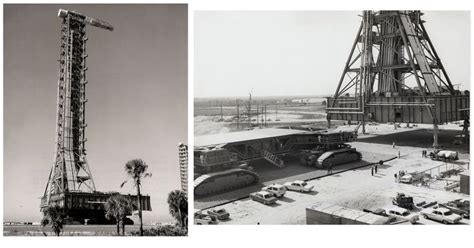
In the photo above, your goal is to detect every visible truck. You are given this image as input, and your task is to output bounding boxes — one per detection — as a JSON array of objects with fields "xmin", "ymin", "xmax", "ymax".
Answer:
[
  {"xmin": 392, "ymin": 193, "xmax": 415, "ymax": 210},
  {"xmin": 262, "ymin": 184, "xmax": 287, "ymax": 198},
  {"xmin": 428, "ymin": 150, "xmax": 459, "ymax": 161},
  {"xmin": 399, "ymin": 171, "xmax": 428, "ymax": 184}
]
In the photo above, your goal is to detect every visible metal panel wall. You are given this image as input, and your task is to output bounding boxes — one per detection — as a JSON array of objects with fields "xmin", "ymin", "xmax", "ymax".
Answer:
[{"xmin": 327, "ymin": 95, "xmax": 469, "ymax": 124}]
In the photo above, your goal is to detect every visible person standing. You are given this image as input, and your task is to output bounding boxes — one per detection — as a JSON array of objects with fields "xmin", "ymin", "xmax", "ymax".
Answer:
[
  {"xmin": 375, "ymin": 165, "xmax": 378, "ymax": 174},
  {"xmin": 328, "ymin": 164, "xmax": 334, "ymax": 174},
  {"xmin": 371, "ymin": 167, "xmax": 374, "ymax": 176}
]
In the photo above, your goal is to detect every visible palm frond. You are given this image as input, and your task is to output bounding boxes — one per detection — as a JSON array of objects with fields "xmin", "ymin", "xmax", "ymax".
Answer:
[
  {"xmin": 120, "ymin": 180, "xmax": 128, "ymax": 188},
  {"xmin": 143, "ymin": 173, "xmax": 152, "ymax": 178}
]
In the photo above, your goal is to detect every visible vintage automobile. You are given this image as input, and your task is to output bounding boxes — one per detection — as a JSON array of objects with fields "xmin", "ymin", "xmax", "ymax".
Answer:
[
  {"xmin": 283, "ymin": 180, "xmax": 314, "ymax": 192},
  {"xmin": 439, "ymin": 199, "xmax": 470, "ymax": 219},
  {"xmin": 262, "ymin": 184, "xmax": 287, "ymax": 198},
  {"xmin": 249, "ymin": 191, "xmax": 278, "ymax": 205},
  {"xmin": 387, "ymin": 206, "xmax": 420, "ymax": 224},
  {"xmin": 421, "ymin": 207, "xmax": 463, "ymax": 224},
  {"xmin": 207, "ymin": 208, "xmax": 230, "ymax": 220},
  {"xmin": 194, "ymin": 211, "xmax": 219, "ymax": 225}
]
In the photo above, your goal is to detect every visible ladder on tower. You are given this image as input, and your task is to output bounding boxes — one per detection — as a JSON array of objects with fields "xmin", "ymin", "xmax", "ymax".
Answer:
[
  {"xmin": 263, "ymin": 150, "xmax": 284, "ymax": 168},
  {"xmin": 399, "ymin": 13, "xmax": 440, "ymax": 94}
]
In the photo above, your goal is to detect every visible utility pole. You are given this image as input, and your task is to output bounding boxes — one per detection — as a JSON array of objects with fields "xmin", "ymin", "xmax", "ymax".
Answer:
[
  {"xmin": 236, "ymin": 99, "xmax": 240, "ymax": 129},
  {"xmin": 256, "ymin": 104, "xmax": 259, "ymax": 127},
  {"xmin": 220, "ymin": 102, "xmax": 223, "ymax": 121},
  {"xmin": 264, "ymin": 104, "xmax": 267, "ymax": 127},
  {"xmin": 248, "ymin": 92, "xmax": 252, "ymax": 129},
  {"xmin": 276, "ymin": 103, "xmax": 278, "ymax": 120}
]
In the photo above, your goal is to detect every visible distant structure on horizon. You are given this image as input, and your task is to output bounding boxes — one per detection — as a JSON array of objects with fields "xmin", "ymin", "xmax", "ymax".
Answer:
[{"xmin": 178, "ymin": 143, "xmax": 188, "ymax": 193}]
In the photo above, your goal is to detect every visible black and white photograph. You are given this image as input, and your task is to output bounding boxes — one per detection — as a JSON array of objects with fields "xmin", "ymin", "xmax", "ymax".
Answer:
[
  {"xmin": 1, "ymin": 1, "xmax": 474, "ymax": 248},
  {"xmin": 3, "ymin": 4, "xmax": 188, "ymax": 236},
  {"xmin": 193, "ymin": 10, "xmax": 470, "ymax": 225}
]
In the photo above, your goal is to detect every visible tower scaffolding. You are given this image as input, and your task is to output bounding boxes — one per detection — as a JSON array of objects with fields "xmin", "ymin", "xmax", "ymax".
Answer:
[{"xmin": 326, "ymin": 11, "xmax": 469, "ymax": 147}]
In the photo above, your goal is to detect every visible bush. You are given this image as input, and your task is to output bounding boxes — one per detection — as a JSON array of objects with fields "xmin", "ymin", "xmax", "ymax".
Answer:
[{"xmin": 130, "ymin": 224, "xmax": 187, "ymax": 236}]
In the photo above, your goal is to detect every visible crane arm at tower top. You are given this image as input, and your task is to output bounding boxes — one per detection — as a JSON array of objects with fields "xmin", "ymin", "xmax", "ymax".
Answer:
[{"xmin": 58, "ymin": 9, "xmax": 114, "ymax": 32}]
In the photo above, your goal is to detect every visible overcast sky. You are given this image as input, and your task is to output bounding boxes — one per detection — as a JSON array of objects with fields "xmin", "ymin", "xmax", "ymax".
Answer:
[
  {"xmin": 4, "ymin": 4, "xmax": 187, "ymax": 223},
  {"xmin": 194, "ymin": 11, "xmax": 470, "ymax": 98}
]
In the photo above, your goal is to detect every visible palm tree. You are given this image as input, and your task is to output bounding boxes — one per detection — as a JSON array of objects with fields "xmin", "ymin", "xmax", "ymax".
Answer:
[
  {"xmin": 105, "ymin": 195, "xmax": 120, "ymax": 235},
  {"xmin": 167, "ymin": 190, "xmax": 188, "ymax": 229},
  {"xmin": 121, "ymin": 159, "xmax": 151, "ymax": 236},
  {"xmin": 105, "ymin": 194, "xmax": 133, "ymax": 236},
  {"xmin": 41, "ymin": 205, "xmax": 66, "ymax": 236}
]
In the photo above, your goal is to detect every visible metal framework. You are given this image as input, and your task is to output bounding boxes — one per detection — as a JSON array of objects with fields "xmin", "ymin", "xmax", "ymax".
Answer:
[
  {"xmin": 194, "ymin": 128, "xmax": 357, "ymax": 173},
  {"xmin": 43, "ymin": 9, "xmax": 113, "ymax": 206},
  {"xmin": 327, "ymin": 11, "xmax": 469, "ymax": 146},
  {"xmin": 178, "ymin": 143, "xmax": 188, "ymax": 193}
]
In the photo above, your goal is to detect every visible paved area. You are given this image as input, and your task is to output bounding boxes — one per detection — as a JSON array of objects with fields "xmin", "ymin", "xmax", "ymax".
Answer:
[
  {"xmin": 195, "ymin": 123, "xmax": 469, "ymax": 224},
  {"xmin": 195, "ymin": 144, "xmax": 392, "ymax": 210},
  {"xmin": 215, "ymin": 143, "xmax": 469, "ymax": 224}
]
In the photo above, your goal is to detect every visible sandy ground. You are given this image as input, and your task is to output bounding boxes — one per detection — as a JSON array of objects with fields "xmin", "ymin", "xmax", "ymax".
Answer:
[{"xmin": 194, "ymin": 110, "xmax": 328, "ymax": 136}]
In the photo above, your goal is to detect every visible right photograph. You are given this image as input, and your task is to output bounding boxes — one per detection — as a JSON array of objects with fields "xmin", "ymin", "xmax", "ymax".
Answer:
[{"xmin": 193, "ymin": 11, "xmax": 470, "ymax": 225}]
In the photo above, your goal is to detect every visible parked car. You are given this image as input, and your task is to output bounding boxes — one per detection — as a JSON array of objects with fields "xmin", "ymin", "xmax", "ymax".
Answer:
[
  {"xmin": 207, "ymin": 208, "xmax": 230, "ymax": 220},
  {"xmin": 194, "ymin": 211, "xmax": 218, "ymax": 225},
  {"xmin": 283, "ymin": 180, "xmax": 314, "ymax": 192},
  {"xmin": 371, "ymin": 208, "xmax": 389, "ymax": 217},
  {"xmin": 387, "ymin": 206, "xmax": 420, "ymax": 224},
  {"xmin": 421, "ymin": 207, "xmax": 462, "ymax": 224},
  {"xmin": 446, "ymin": 199, "xmax": 470, "ymax": 210},
  {"xmin": 249, "ymin": 191, "xmax": 278, "ymax": 205},
  {"xmin": 262, "ymin": 184, "xmax": 287, "ymax": 197},
  {"xmin": 439, "ymin": 200, "xmax": 470, "ymax": 219}
]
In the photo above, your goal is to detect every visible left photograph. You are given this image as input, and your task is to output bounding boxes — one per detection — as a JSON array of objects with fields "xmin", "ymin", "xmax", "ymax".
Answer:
[{"xmin": 3, "ymin": 4, "xmax": 188, "ymax": 236}]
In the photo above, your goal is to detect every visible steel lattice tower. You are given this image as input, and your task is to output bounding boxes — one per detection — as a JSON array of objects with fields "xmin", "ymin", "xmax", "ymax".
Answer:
[
  {"xmin": 43, "ymin": 9, "xmax": 113, "ymax": 206},
  {"xmin": 327, "ymin": 11, "xmax": 469, "ymax": 146}
]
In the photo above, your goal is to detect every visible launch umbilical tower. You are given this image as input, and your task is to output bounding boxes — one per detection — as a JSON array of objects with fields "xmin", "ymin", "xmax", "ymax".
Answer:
[{"xmin": 42, "ymin": 9, "xmax": 113, "ymax": 207}]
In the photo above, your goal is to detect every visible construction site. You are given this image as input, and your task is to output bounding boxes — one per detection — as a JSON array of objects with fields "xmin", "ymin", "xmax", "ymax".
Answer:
[
  {"xmin": 40, "ymin": 9, "xmax": 151, "ymax": 225},
  {"xmin": 194, "ymin": 10, "xmax": 470, "ymax": 225}
]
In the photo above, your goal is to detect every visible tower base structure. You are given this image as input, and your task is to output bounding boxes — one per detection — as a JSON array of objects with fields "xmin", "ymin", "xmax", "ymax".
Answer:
[{"xmin": 40, "ymin": 191, "xmax": 151, "ymax": 224}]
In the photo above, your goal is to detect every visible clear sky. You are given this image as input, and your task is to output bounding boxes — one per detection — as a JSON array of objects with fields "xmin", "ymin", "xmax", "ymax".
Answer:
[
  {"xmin": 4, "ymin": 4, "xmax": 188, "ymax": 223},
  {"xmin": 194, "ymin": 11, "xmax": 470, "ymax": 98}
]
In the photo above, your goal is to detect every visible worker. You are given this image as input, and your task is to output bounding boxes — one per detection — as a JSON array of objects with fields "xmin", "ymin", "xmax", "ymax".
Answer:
[
  {"xmin": 392, "ymin": 141, "xmax": 396, "ymax": 148},
  {"xmin": 327, "ymin": 164, "xmax": 333, "ymax": 174},
  {"xmin": 371, "ymin": 167, "xmax": 374, "ymax": 176},
  {"xmin": 374, "ymin": 165, "xmax": 378, "ymax": 174},
  {"xmin": 398, "ymin": 151, "xmax": 401, "ymax": 158}
]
